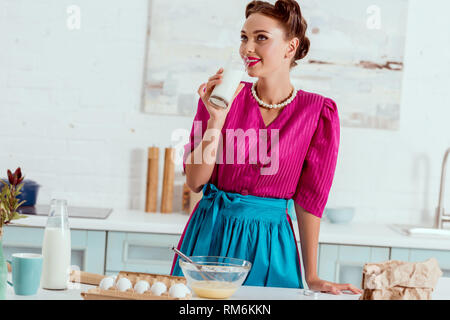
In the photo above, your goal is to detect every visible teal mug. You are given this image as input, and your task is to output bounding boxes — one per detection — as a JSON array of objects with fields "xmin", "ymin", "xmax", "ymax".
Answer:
[{"xmin": 7, "ymin": 253, "xmax": 43, "ymax": 296}]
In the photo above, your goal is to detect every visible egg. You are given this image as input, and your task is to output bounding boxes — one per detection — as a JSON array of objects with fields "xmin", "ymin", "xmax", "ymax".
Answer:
[
  {"xmin": 151, "ymin": 281, "xmax": 167, "ymax": 296},
  {"xmin": 116, "ymin": 277, "xmax": 132, "ymax": 292},
  {"xmin": 134, "ymin": 280, "xmax": 150, "ymax": 294},
  {"xmin": 169, "ymin": 283, "xmax": 191, "ymax": 298},
  {"xmin": 99, "ymin": 277, "xmax": 115, "ymax": 290}
]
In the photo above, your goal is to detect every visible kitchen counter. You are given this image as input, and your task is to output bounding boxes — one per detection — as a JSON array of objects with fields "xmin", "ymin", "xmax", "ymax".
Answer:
[
  {"xmin": 5, "ymin": 274, "xmax": 450, "ymax": 300},
  {"xmin": 9, "ymin": 209, "xmax": 450, "ymax": 251}
]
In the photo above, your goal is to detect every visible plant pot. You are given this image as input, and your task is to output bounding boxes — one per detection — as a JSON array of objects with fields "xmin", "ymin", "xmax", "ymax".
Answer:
[{"xmin": 0, "ymin": 235, "xmax": 7, "ymax": 300}]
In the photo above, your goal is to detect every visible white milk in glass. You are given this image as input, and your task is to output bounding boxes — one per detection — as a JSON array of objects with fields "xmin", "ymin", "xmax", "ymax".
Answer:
[
  {"xmin": 41, "ymin": 199, "xmax": 71, "ymax": 290},
  {"xmin": 41, "ymin": 227, "xmax": 71, "ymax": 289},
  {"xmin": 209, "ymin": 51, "xmax": 245, "ymax": 109}
]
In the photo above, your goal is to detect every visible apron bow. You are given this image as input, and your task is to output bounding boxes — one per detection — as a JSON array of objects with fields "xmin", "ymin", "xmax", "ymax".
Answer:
[{"xmin": 194, "ymin": 183, "xmax": 241, "ymax": 255}]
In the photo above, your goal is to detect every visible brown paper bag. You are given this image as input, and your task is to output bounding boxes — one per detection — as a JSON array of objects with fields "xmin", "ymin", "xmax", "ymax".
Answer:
[
  {"xmin": 361, "ymin": 287, "xmax": 433, "ymax": 300},
  {"xmin": 360, "ymin": 258, "xmax": 442, "ymax": 300}
]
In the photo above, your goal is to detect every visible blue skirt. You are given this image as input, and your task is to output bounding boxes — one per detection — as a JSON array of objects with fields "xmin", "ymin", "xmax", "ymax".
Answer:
[{"xmin": 170, "ymin": 182, "xmax": 303, "ymax": 289}]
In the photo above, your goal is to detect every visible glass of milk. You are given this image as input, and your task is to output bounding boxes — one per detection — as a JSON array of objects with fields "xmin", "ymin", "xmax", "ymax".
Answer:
[
  {"xmin": 41, "ymin": 199, "xmax": 71, "ymax": 290},
  {"xmin": 209, "ymin": 50, "xmax": 245, "ymax": 109}
]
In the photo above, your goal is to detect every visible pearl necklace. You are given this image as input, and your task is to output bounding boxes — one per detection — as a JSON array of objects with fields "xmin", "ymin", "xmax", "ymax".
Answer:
[{"xmin": 251, "ymin": 81, "xmax": 297, "ymax": 109}]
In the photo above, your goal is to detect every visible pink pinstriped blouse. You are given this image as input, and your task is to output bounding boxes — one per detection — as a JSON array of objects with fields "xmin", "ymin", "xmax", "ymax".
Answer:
[{"xmin": 183, "ymin": 80, "xmax": 340, "ymax": 218}]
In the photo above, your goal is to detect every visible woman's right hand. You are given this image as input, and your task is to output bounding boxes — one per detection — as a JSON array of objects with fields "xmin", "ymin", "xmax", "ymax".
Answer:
[{"xmin": 197, "ymin": 67, "xmax": 245, "ymax": 127}]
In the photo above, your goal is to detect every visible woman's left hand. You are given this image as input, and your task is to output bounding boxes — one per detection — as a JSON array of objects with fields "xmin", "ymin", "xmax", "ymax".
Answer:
[{"xmin": 307, "ymin": 277, "xmax": 363, "ymax": 295}]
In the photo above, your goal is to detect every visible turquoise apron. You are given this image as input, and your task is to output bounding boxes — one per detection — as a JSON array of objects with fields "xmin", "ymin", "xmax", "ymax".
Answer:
[{"xmin": 170, "ymin": 182, "xmax": 303, "ymax": 289}]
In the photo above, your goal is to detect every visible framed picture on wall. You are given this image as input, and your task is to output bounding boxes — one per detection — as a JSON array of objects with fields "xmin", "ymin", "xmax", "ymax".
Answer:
[{"xmin": 141, "ymin": 0, "xmax": 409, "ymax": 131}]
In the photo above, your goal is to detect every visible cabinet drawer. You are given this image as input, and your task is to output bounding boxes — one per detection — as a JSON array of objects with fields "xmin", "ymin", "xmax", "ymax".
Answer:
[
  {"xmin": 2, "ymin": 226, "xmax": 106, "ymax": 274},
  {"xmin": 318, "ymin": 244, "xmax": 390, "ymax": 288},
  {"xmin": 106, "ymin": 231, "xmax": 181, "ymax": 275}
]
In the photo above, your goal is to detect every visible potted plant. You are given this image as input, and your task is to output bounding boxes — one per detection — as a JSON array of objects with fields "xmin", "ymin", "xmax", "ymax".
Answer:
[{"xmin": 0, "ymin": 167, "xmax": 28, "ymax": 299}]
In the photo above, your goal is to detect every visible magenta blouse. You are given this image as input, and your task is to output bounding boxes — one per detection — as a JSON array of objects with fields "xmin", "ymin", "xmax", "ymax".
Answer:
[{"xmin": 183, "ymin": 81, "xmax": 340, "ymax": 218}]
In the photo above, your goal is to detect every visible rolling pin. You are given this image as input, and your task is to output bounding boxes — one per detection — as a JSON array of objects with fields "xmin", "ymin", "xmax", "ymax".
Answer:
[
  {"xmin": 182, "ymin": 182, "xmax": 203, "ymax": 214},
  {"xmin": 145, "ymin": 146, "xmax": 159, "ymax": 213}
]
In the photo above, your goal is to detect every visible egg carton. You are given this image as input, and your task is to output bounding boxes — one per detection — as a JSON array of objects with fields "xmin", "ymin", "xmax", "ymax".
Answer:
[{"xmin": 81, "ymin": 271, "xmax": 192, "ymax": 300}]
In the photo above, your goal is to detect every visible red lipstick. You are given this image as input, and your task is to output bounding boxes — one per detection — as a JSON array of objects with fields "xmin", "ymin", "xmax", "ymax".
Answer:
[{"xmin": 244, "ymin": 56, "xmax": 261, "ymax": 67}]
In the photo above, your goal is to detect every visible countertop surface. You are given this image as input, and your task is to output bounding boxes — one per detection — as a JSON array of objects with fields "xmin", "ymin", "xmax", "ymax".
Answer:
[
  {"xmin": 8, "ymin": 208, "xmax": 450, "ymax": 250},
  {"xmin": 5, "ymin": 274, "xmax": 450, "ymax": 300}
]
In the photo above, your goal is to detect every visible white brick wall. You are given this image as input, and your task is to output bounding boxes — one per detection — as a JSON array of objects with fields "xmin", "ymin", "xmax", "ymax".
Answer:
[{"xmin": 1, "ymin": 0, "xmax": 449, "ymax": 225}]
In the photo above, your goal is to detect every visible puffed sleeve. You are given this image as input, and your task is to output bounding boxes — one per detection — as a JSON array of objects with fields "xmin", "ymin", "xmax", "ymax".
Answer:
[
  {"xmin": 182, "ymin": 97, "xmax": 210, "ymax": 173},
  {"xmin": 293, "ymin": 97, "xmax": 340, "ymax": 218}
]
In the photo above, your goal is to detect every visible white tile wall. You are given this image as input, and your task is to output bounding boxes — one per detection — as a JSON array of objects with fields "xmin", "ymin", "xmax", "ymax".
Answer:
[{"xmin": 0, "ymin": 0, "xmax": 449, "ymax": 225}]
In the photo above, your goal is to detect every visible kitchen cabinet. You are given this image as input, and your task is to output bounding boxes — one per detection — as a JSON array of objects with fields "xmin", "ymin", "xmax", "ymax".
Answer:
[
  {"xmin": 105, "ymin": 231, "xmax": 181, "ymax": 275},
  {"xmin": 2, "ymin": 226, "xmax": 106, "ymax": 274},
  {"xmin": 318, "ymin": 244, "xmax": 390, "ymax": 288},
  {"xmin": 390, "ymin": 247, "xmax": 450, "ymax": 277}
]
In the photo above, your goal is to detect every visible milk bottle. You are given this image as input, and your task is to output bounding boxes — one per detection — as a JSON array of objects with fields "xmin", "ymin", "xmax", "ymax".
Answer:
[
  {"xmin": 41, "ymin": 199, "xmax": 71, "ymax": 290},
  {"xmin": 209, "ymin": 50, "xmax": 245, "ymax": 109}
]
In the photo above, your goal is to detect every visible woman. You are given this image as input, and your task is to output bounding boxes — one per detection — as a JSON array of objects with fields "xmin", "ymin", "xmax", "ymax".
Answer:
[{"xmin": 171, "ymin": 0, "xmax": 362, "ymax": 295}]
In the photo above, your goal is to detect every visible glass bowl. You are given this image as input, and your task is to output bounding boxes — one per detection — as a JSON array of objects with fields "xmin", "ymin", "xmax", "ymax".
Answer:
[{"xmin": 179, "ymin": 256, "xmax": 252, "ymax": 299}]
